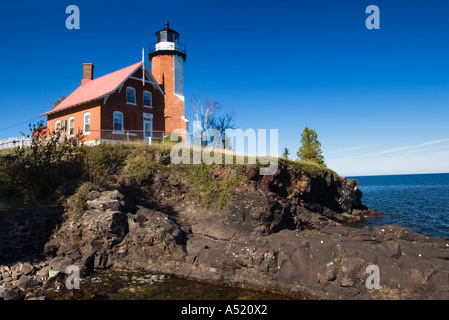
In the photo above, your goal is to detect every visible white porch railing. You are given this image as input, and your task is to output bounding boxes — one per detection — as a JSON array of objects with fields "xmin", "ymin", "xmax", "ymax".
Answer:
[{"xmin": 0, "ymin": 137, "xmax": 32, "ymax": 150}]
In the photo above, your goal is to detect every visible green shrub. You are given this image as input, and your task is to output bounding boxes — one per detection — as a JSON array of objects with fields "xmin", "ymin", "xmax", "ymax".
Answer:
[
  {"xmin": 0, "ymin": 129, "xmax": 84, "ymax": 207},
  {"xmin": 124, "ymin": 152, "xmax": 158, "ymax": 183},
  {"xmin": 218, "ymin": 177, "xmax": 239, "ymax": 209},
  {"xmin": 82, "ymin": 143, "xmax": 128, "ymax": 187},
  {"xmin": 184, "ymin": 164, "xmax": 215, "ymax": 207},
  {"xmin": 69, "ymin": 182, "xmax": 93, "ymax": 220},
  {"xmin": 182, "ymin": 164, "xmax": 241, "ymax": 209}
]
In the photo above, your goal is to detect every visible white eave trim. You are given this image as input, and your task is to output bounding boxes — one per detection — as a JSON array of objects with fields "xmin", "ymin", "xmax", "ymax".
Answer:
[
  {"xmin": 174, "ymin": 93, "xmax": 185, "ymax": 102},
  {"xmin": 143, "ymin": 67, "xmax": 164, "ymax": 95},
  {"xmin": 129, "ymin": 76, "xmax": 154, "ymax": 85},
  {"xmin": 40, "ymin": 97, "xmax": 102, "ymax": 117}
]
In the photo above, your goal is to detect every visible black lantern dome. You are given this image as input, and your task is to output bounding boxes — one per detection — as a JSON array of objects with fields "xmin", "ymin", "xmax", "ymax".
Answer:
[{"xmin": 149, "ymin": 22, "xmax": 186, "ymax": 61}]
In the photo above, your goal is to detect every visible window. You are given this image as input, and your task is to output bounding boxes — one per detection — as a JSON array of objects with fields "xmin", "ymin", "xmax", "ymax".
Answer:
[
  {"xmin": 126, "ymin": 87, "xmax": 136, "ymax": 105},
  {"xmin": 143, "ymin": 113, "xmax": 153, "ymax": 139},
  {"xmin": 68, "ymin": 117, "xmax": 75, "ymax": 136},
  {"xmin": 55, "ymin": 120, "xmax": 61, "ymax": 134},
  {"xmin": 62, "ymin": 120, "xmax": 67, "ymax": 133},
  {"xmin": 84, "ymin": 112, "xmax": 90, "ymax": 135},
  {"xmin": 143, "ymin": 91, "xmax": 152, "ymax": 108},
  {"xmin": 159, "ymin": 32, "xmax": 167, "ymax": 42},
  {"xmin": 113, "ymin": 111, "xmax": 124, "ymax": 133}
]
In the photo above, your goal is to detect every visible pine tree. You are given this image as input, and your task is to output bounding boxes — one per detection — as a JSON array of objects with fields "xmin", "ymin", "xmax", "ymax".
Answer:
[
  {"xmin": 53, "ymin": 96, "xmax": 66, "ymax": 107},
  {"xmin": 282, "ymin": 147, "xmax": 290, "ymax": 159},
  {"xmin": 297, "ymin": 127, "xmax": 325, "ymax": 166}
]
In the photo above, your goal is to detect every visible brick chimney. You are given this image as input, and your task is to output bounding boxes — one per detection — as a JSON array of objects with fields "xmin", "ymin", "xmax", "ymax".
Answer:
[{"xmin": 82, "ymin": 63, "xmax": 94, "ymax": 85}]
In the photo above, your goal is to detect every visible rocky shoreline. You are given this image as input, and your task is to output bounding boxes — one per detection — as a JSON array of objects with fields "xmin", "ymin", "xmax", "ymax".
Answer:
[{"xmin": 1, "ymin": 166, "xmax": 449, "ymax": 300}]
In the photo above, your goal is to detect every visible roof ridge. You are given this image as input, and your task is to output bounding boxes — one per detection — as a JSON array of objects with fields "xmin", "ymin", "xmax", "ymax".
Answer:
[
  {"xmin": 90, "ymin": 61, "xmax": 142, "ymax": 82},
  {"xmin": 40, "ymin": 61, "xmax": 144, "ymax": 117}
]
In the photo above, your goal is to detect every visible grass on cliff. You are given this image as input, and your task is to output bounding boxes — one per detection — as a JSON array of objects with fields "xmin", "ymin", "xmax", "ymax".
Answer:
[
  {"xmin": 121, "ymin": 144, "xmax": 245, "ymax": 208},
  {"xmin": 104, "ymin": 143, "xmax": 335, "ymax": 208},
  {"xmin": 0, "ymin": 141, "xmax": 335, "ymax": 209},
  {"xmin": 68, "ymin": 182, "xmax": 93, "ymax": 221},
  {"xmin": 179, "ymin": 163, "xmax": 240, "ymax": 208},
  {"xmin": 281, "ymin": 158, "xmax": 337, "ymax": 177}
]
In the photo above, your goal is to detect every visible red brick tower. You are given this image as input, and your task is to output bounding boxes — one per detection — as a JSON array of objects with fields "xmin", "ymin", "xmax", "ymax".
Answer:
[{"xmin": 149, "ymin": 22, "xmax": 187, "ymax": 135}]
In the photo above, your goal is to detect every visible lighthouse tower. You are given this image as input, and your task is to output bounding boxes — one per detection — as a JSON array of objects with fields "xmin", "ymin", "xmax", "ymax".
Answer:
[{"xmin": 149, "ymin": 22, "xmax": 187, "ymax": 135}]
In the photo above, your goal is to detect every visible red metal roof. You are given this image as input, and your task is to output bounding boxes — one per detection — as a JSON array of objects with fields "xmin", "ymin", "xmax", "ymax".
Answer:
[{"xmin": 41, "ymin": 62, "xmax": 143, "ymax": 116}]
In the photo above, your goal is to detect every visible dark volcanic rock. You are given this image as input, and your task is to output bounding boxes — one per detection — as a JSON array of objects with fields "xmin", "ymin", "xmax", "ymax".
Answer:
[
  {"xmin": 243, "ymin": 165, "xmax": 379, "ymax": 225},
  {"xmin": 176, "ymin": 225, "xmax": 449, "ymax": 299},
  {"xmin": 20, "ymin": 171, "xmax": 447, "ymax": 300},
  {"xmin": 0, "ymin": 287, "xmax": 25, "ymax": 300},
  {"xmin": 14, "ymin": 274, "xmax": 39, "ymax": 291}
]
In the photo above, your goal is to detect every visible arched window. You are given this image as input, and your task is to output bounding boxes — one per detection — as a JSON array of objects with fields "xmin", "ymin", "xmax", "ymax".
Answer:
[
  {"xmin": 126, "ymin": 87, "xmax": 136, "ymax": 105},
  {"xmin": 143, "ymin": 91, "xmax": 152, "ymax": 108},
  {"xmin": 113, "ymin": 111, "xmax": 124, "ymax": 133},
  {"xmin": 83, "ymin": 112, "xmax": 90, "ymax": 135}
]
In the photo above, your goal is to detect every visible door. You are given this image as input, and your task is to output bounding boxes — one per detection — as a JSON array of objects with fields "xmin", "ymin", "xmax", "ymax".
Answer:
[{"xmin": 143, "ymin": 113, "xmax": 153, "ymax": 140}]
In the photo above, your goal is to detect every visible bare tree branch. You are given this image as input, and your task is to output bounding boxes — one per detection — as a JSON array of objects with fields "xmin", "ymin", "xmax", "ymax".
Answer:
[
  {"xmin": 188, "ymin": 96, "xmax": 238, "ymax": 148},
  {"xmin": 211, "ymin": 109, "xmax": 239, "ymax": 146},
  {"xmin": 189, "ymin": 95, "xmax": 221, "ymax": 133}
]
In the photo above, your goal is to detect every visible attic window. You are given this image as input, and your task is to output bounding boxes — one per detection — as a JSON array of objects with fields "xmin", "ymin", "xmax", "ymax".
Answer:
[{"xmin": 126, "ymin": 87, "xmax": 136, "ymax": 105}]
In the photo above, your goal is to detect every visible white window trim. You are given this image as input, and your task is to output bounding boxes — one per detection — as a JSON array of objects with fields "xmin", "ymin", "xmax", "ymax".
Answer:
[
  {"xmin": 84, "ymin": 112, "xmax": 91, "ymax": 135},
  {"xmin": 143, "ymin": 90, "xmax": 152, "ymax": 108},
  {"xmin": 55, "ymin": 120, "xmax": 61, "ymax": 134},
  {"xmin": 143, "ymin": 113, "xmax": 153, "ymax": 139},
  {"xmin": 126, "ymin": 87, "xmax": 136, "ymax": 105},
  {"xmin": 113, "ymin": 111, "xmax": 124, "ymax": 134},
  {"xmin": 68, "ymin": 116, "xmax": 75, "ymax": 137}
]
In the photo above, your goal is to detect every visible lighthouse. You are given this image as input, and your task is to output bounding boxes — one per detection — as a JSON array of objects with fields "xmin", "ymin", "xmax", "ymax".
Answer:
[{"xmin": 149, "ymin": 22, "xmax": 187, "ymax": 135}]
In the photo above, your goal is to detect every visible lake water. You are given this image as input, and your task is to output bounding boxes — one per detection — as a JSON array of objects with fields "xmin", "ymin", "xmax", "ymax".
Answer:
[
  {"xmin": 38, "ymin": 269, "xmax": 296, "ymax": 300},
  {"xmin": 349, "ymin": 173, "xmax": 449, "ymax": 239}
]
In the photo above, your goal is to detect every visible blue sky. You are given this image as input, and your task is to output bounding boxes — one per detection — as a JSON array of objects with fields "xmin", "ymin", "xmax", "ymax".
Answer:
[{"xmin": 1, "ymin": 0, "xmax": 449, "ymax": 176}]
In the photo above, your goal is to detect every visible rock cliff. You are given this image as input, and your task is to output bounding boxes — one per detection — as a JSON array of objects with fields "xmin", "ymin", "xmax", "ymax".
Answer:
[{"xmin": 2, "ymin": 157, "xmax": 449, "ymax": 300}]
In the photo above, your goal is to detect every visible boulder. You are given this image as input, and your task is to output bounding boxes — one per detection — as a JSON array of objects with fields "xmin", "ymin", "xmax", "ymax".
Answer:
[
  {"xmin": 36, "ymin": 266, "xmax": 51, "ymax": 280},
  {"xmin": 246, "ymin": 166, "xmax": 259, "ymax": 181},
  {"xmin": 14, "ymin": 274, "xmax": 39, "ymax": 290},
  {"xmin": 86, "ymin": 197, "xmax": 120, "ymax": 212},
  {"xmin": 87, "ymin": 191, "xmax": 101, "ymax": 201},
  {"xmin": 127, "ymin": 207, "xmax": 184, "ymax": 248},
  {"xmin": 212, "ymin": 166, "xmax": 229, "ymax": 180},
  {"xmin": 0, "ymin": 287, "xmax": 25, "ymax": 300},
  {"xmin": 80, "ymin": 210, "xmax": 129, "ymax": 245},
  {"xmin": 18, "ymin": 262, "xmax": 35, "ymax": 275}
]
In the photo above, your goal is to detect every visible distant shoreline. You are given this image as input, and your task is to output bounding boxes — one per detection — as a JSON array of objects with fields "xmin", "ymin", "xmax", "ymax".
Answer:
[{"xmin": 348, "ymin": 172, "xmax": 449, "ymax": 178}]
